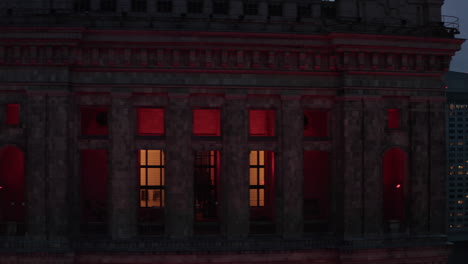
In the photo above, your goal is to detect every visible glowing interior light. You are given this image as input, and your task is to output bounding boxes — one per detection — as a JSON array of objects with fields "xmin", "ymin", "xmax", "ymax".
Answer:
[
  {"xmin": 0, "ymin": 186, "xmax": 3, "ymax": 189},
  {"xmin": 396, "ymin": 184, "xmax": 401, "ymax": 189}
]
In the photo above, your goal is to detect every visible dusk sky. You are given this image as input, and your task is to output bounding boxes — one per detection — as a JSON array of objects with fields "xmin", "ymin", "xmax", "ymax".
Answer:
[{"xmin": 443, "ymin": 0, "xmax": 468, "ymax": 73}]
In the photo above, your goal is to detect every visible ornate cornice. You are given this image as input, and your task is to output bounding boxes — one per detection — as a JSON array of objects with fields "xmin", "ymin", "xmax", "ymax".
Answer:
[{"xmin": 0, "ymin": 29, "xmax": 463, "ymax": 75}]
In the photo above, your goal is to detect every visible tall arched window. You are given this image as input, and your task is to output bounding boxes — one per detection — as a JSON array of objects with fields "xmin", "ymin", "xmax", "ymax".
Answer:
[
  {"xmin": 382, "ymin": 148, "xmax": 407, "ymax": 222},
  {"xmin": 0, "ymin": 146, "xmax": 25, "ymax": 223}
]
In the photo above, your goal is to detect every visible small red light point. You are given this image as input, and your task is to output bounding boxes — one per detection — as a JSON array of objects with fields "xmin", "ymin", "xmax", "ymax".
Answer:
[
  {"xmin": 396, "ymin": 184, "xmax": 401, "ymax": 189},
  {"xmin": 445, "ymin": 86, "xmax": 449, "ymax": 89}
]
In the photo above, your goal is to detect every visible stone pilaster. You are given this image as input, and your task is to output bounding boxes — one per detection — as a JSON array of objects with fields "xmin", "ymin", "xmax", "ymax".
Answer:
[
  {"xmin": 362, "ymin": 99, "xmax": 385, "ymax": 235},
  {"xmin": 165, "ymin": 93, "xmax": 193, "ymax": 238},
  {"xmin": 67, "ymin": 97, "xmax": 80, "ymax": 237},
  {"xmin": 46, "ymin": 94, "xmax": 69, "ymax": 239},
  {"xmin": 429, "ymin": 100, "xmax": 447, "ymax": 234},
  {"xmin": 409, "ymin": 100, "xmax": 430, "ymax": 234},
  {"xmin": 25, "ymin": 92, "xmax": 47, "ymax": 239},
  {"xmin": 221, "ymin": 95, "xmax": 249, "ymax": 238},
  {"xmin": 109, "ymin": 92, "xmax": 137, "ymax": 239},
  {"xmin": 342, "ymin": 98, "xmax": 364, "ymax": 238},
  {"xmin": 279, "ymin": 96, "xmax": 303, "ymax": 238}
]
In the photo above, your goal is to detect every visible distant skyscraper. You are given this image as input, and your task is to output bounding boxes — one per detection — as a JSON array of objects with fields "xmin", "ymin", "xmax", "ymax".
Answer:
[{"xmin": 446, "ymin": 71, "xmax": 468, "ymax": 241}]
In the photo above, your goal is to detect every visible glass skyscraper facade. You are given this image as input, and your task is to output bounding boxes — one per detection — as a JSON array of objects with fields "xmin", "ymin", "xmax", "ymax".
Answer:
[{"xmin": 446, "ymin": 71, "xmax": 468, "ymax": 240}]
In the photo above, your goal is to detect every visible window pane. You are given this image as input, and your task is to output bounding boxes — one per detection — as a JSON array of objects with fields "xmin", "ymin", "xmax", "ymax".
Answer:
[
  {"xmin": 140, "ymin": 189, "xmax": 147, "ymax": 207},
  {"xmin": 210, "ymin": 168, "xmax": 215, "ymax": 184},
  {"xmin": 140, "ymin": 168, "xmax": 147, "ymax": 185},
  {"xmin": 249, "ymin": 110, "xmax": 275, "ymax": 136},
  {"xmin": 81, "ymin": 107, "xmax": 109, "ymax": 136},
  {"xmin": 259, "ymin": 189, "xmax": 264, "ymax": 206},
  {"xmin": 250, "ymin": 151, "xmax": 258, "ymax": 165},
  {"xmin": 137, "ymin": 108, "xmax": 164, "ymax": 135},
  {"xmin": 147, "ymin": 150, "xmax": 161, "ymax": 166},
  {"xmin": 259, "ymin": 150, "xmax": 264, "ymax": 165},
  {"xmin": 161, "ymin": 168, "xmax": 165, "ymax": 185},
  {"xmin": 140, "ymin": 150, "xmax": 146, "ymax": 166},
  {"xmin": 148, "ymin": 189, "xmax": 163, "ymax": 207},
  {"xmin": 161, "ymin": 190, "xmax": 165, "ymax": 207},
  {"xmin": 250, "ymin": 168, "xmax": 258, "ymax": 185},
  {"xmin": 193, "ymin": 109, "xmax": 221, "ymax": 136},
  {"xmin": 259, "ymin": 168, "xmax": 265, "ymax": 185},
  {"xmin": 250, "ymin": 189, "xmax": 258, "ymax": 206},
  {"xmin": 304, "ymin": 110, "xmax": 328, "ymax": 137},
  {"xmin": 147, "ymin": 168, "xmax": 161, "ymax": 186},
  {"xmin": 388, "ymin": 109, "xmax": 401, "ymax": 129},
  {"xmin": 210, "ymin": 151, "xmax": 215, "ymax": 164},
  {"xmin": 6, "ymin": 104, "xmax": 20, "ymax": 125}
]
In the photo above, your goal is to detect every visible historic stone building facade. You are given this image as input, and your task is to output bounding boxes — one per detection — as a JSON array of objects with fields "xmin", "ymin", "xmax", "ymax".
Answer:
[{"xmin": 0, "ymin": 0, "xmax": 464, "ymax": 263}]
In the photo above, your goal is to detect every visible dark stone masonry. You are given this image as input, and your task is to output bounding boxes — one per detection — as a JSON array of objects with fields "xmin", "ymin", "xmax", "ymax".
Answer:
[{"xmin": 0, "ymin": 0, "xmax": 464, "ymax": 263}]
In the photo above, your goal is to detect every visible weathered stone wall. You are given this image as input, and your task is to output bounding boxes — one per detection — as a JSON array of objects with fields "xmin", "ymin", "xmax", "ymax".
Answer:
[{"xmin": 0, "ymin": 29, "xmax": 462, "ymax": 264}]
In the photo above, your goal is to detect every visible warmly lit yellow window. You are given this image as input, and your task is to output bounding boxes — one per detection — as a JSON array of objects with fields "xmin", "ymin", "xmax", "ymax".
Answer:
[
  {"xmin": 139, "ymin": 149, "xmax": 165, "ymax": 207},
  {"xmin": 249, "ymin": 150, "xmax": 265, "ymax": 207}
]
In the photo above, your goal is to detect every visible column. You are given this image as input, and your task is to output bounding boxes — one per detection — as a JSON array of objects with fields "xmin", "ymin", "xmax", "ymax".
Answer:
[
  {"xmin": 46, "ymin": 93, "xmax": 69, "ymax": 239},
  {"xmin": 409, "ymin": 100, "xmax": 430, "ymax": 234},
  {"xmin": 279, "ymin": 96, "xmax": 303, "ymax": 238},
  {"xmin": 221, "ymin": 94, "xmax": 249, "ymax": 238},
  {"xmin": 109, "ymin": 92, "xmax": 137, "ymax": 239},
  {"xmin": 26, "ymin": 92, "xmax": 47, "ymax": 239},
  {"xmin": 429, "ymin": 100, "xmax": 447, "ymax": 234},
  {"xmin": 362, "ymin": 99, "xmax": 385, "ymax": 235},
  {"xmin": 165, "ymin": 93, "xmax": 193, "ymax": 238},
  {"xmin": 341, "ymin": 98, "xmax": 364, "ymax": 238}
]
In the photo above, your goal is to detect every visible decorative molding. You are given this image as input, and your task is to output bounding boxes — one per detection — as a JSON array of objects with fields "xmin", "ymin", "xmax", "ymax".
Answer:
[{"xmin": 0, "ymin": 44, "xmax": 452, "ymax": 74}]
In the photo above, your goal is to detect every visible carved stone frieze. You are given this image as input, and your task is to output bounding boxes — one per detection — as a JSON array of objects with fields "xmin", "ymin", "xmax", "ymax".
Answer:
[{"xmin": 0, "ymin": 41, "xmax": 454, "ymax": 74}]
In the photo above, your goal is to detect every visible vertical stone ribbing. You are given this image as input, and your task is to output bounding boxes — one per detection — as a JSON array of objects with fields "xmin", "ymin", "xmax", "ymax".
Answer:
[
  {"xmin": 26, "ymin": 93, "xmax": 47, "ymax": 239},
  {"xmin": 109, "ymin": 93, "xmax": 137, "ymax": 239},
  {"xmin": 342, "ymin": 99, "xmax": 364, "ymax": 237},
  {"xmin": 165, "ymin": 94, "xmax": 193, "ymax": 238},
  {"xmin": 362, "ymin": 99, "xmax": 385, "ymax": 235},
  {"xmin": 68, "ymin": 97, "xmax": 80, "ymax": 237},
  {"xmin": 46, "ymin": 94, "xmax": 69, "ymax": 238},
  {"xmin": 409, "ymin": 100, "xmax": 430, "ymax": 234},
  {"xmin": 280, "ymin": 97, "xmax": 303, "ymax": 238},
  {"xmin": 221, "ymin": 96, "xmax": 249, "ymax": 238},
  {"xmin": 429, "ymin": 100, "xmax": 447, "ymax": 234}
]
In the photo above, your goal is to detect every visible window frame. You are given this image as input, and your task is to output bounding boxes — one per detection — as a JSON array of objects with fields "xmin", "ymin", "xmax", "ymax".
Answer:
[{"xmin": 139, "ymin": 149, "xmax": 165, "ymax": 208}]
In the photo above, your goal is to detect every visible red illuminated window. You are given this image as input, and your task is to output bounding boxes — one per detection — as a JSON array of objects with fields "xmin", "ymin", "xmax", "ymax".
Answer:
[
  {"xmin": 249, "ymin": 110, "xmax": 275, "ymax": 136},
  {"xmin": 303, "ymin": 151, "xmax": 329, "ymax": 221},
  {"xmin": 387, "ymin": 109, "xmax": 401, "ymax": 129},
  {"xmin": 193, "ymin": 109, "xmax": 221, "ymax": 136},
  {"xmin": 137, "ymin": 108, "xmax": 164, "ymax": 136},
  {"xmin": 383, "ymin": 148, "xmax": 407, "ymax": 222},
  {"xmin": 81, "ymin": 149, "xmax": 107, "ymax": 223},
  {"xmin": 249, "ymin": 150, "xmax": 275, "ymax": 221},
  {"xmin": 81, "ymin": 107, "xmax": 108, "ymax": 136},
  {"xmin": 0, "ymin": 146, "xmax": 25, "ymax": 223},
  {"xmin": 304, "ymin": 110, "xmax": 328, "ymax": 137},
  {"xmin": 6, "ymin": 104, "xmax": 20, "ymax": 125}
]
